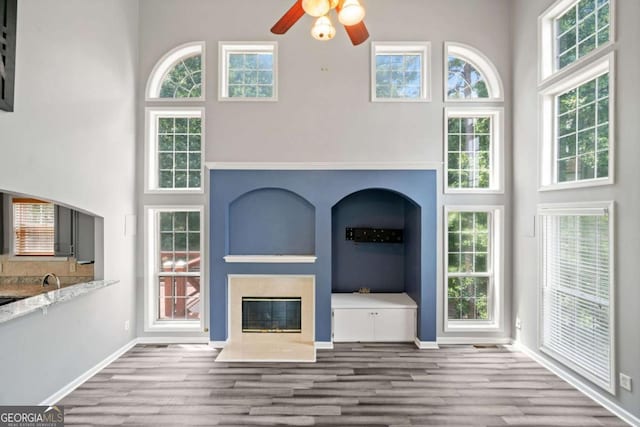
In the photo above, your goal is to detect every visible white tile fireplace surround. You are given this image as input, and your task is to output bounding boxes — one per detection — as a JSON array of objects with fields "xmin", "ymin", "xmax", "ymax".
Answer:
[{"xmin": 216, "ymin": 275, "xmax": 316, "ymax": 362}]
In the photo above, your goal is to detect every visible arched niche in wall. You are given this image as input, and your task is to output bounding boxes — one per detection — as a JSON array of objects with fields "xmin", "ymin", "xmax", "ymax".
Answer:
[
  {"xmin": 228, "ymin": 188, "xmax": 315, "ymax": 255},
  {"xmin": 331, "ymin": 188, "xmax": 421, "ymax": 294}
]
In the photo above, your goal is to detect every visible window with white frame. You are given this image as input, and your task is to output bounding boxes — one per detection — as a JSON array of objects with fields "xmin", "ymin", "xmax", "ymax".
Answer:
[
  {"xmin": 539, "ymin": 0, "xmax": 613, "ymax": 82},
  {"xmin": 12, "ymin": 198, "xmax": 55, "ymax": 256},
  {"xmin": 146, "ymin": 42, "xmax": 205, "ymax": 100},
  {"xmin": 219, "ymin": 42, "xmax": 277, "ymax": 101},
  {"xmin": 539, "ymin": 53, "xmax": 613, "ymax": 189},
  {"xmin": 145, "ymin": 206, "xmax": 203, "ymax": 331},
  {"xmin": 371, "ymin": 42, "xmax": 430, "ymax": 102},
  {"xmin": 445, "ymin": 206, "xmax": 502, "ymax": 329},
  {"xmin": 445, "ymin": 43, "xmax": 504, "ymax": 101},
  {"xmin": 539, "ymin": 202, "xmax": 614, "ymax": 392},
  {"xmin": 146, "ymin": 109, "xmax": 204, "ymax": 192},
  {"xmin": 445, "ymin": 108, "xmax": 503, "ymax": 192}
]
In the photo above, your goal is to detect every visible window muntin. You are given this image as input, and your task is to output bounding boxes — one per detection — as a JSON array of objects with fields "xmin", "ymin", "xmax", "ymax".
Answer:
[
  {"xmin": 446, "ymin": 210, "xmax": 492, "ymax": 322},
  {"xmin": 146, "ymin": 109, "xmax": 204, "ymax": 193},
  {"xmin": 447, "ymin": 117, "xmax": 491, "ymax": 190},
  {"xmin": 145, "ymin": 206, "xmax": 203, "ymax": 331},
  {"xmin": 13, "ymin": 199, "xmax": 55, "ymax": 256},
  {"xmin": 158, "ymin": 211, "xmax": 201, "ymax": 321},
  {"xmin": 539, "ymin": 204, "xmax": 614, "ymax": 392},
  {"xmin": 159, "ymin": 54, "xmax": 202, "ymax": 99},
  {"xmin": 447, "ymin": 57, "xmax": 488, "ymax": 100},
  {"xmin": 219, "ymin": 43, "xmax": 277, "ymax": 101},
  {"xmin": 445, "ymin": 43, "xmax": 503, "ymax": 101},
  {"xmin": 555, "ymin": 0, "xmax": 611, "ymax": 71},
  {"xmin": 157, "ymin": 116, "xmax": 202, "ymax": 189},
  {"xmin": 556, "ymin": 72, "xmax": 609, "ymax": 183},
  {"xmin": 371, "ymin": 43, "xmax": 430, "ymax": 102},
  {"xmin": 146, "ymin": 42, "xmax": 205, "ymax": 100}
]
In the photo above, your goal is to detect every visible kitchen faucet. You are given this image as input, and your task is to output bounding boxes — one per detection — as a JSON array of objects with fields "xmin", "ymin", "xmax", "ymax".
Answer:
[{"xmin": 42, "ymin": 273, "xmax": 61, "ymax": 289}]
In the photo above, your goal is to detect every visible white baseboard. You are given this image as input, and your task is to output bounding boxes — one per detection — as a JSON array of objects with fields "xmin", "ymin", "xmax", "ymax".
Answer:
[
  {"xmin": 415, "ymin": 338, "xmax": 439, "ymax": 349},
  {"xmin": 40, "ymin": 338, "xmax": 138, "ymax": 406},
  {"xmin": 136, "ymin": 336, "xmax": 209, "ymax": 344},
  {"xmin": 315, "ymin": 341, "xmax": 334, "ymax": 350},
  {"xmin": 437, "ymin": 336, "xmax": 512, "ymax": 345},
  {"xmin": 512, "ymin": 340, "xmax": 640, "ymax": 427}
]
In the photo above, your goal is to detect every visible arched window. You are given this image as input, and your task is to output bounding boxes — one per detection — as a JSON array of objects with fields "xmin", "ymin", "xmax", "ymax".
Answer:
[
  {"xmin": 146, "ymin": 42, "xmax": 205, "ymax": 100},
  {"xmin": 445, "ymin": 42, "xmax": 503, "ymax": 101}
]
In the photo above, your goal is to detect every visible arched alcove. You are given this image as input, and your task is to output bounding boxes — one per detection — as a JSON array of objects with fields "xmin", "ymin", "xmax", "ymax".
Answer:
[
  {"xmin": 331, "ymin": 188, "xmax": 421, "ymax": 293},
  {"xmin": 228, "ymin": 188, "xmax": 315, "ymax": 255}
]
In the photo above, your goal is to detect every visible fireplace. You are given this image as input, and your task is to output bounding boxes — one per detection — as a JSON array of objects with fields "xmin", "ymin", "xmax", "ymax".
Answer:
[{"xmin": 242, "ymin": 297, "xmax": 302, "ymax": 333}]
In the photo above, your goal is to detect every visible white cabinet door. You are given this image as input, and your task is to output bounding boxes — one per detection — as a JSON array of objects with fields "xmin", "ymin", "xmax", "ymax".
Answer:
[
  {"xmin": 373, "ymin": 309, "xmax": 416, "ymax": 342},
  {"xmin": 332, "ymin": 309, "xmax": 374, "ymax": 342}
]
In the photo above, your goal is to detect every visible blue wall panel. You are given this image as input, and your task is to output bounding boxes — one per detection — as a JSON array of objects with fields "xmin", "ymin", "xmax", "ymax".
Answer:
[{"xmin": 210, "ymin": 170, "xmax": 438, "ymax": 343}]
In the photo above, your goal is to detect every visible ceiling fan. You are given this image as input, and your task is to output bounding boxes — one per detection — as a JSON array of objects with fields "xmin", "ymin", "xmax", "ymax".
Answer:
[{"xmin": 271, "ymin": 0, "xmax": 370, "ymax": 46}]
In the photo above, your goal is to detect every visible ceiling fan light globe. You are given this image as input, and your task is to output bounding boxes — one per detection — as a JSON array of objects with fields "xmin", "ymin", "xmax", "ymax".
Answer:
[
  {"xmin": 311, "ymin": 15, "xmax": 336, "ymax": 40},
  {"xmin": 338, "ymin": 0, "xmax": 365, "ymax": 26},
  {"xmin": 302, "ymin": 0, "xmax": 331, "ymax": 17}
]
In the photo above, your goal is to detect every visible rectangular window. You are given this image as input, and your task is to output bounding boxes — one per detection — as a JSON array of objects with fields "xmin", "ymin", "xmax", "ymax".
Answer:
[
  {"xmin": 145, "ymin": 206, "xmax": 203, "ymax": 331},
  {"xmin": 219, "ymin": 42, "xmax": 277, "ymax": 101},
  {"xmin": 539, "ymin": 203, "xmax": 614, "ymax": 392},
  {"xmin": 445, "ymin": 206, "xmax": 502, "ymax": 330},
  {"xmin": 445, "ymin": 108, "xmax": 503, "ymax": 193},
  {"xmin": 371, "ymin": 42, "xmax": 431, "ymax": 102},
  {"xmin": 13, "ymin": 198, "xmax": 55, "ymax": 256},
  {"xmin": 539, "ymin": 0, "xmax": 614, "ymax": 82},
  {"xmin": 539, "ymin": 53, "xmax": 613, "ymax": 190},
  {"xmin": 556, "ymin": 73, "xmax": 609, "ymax": 182},
  {"xmin": 145, "ymin": 109, "xmax": 204, "ymax": 193}
]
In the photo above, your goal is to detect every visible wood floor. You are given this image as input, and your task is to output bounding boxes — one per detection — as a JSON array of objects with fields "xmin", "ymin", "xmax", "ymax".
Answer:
[{"xmin": 60, "ymin": 343, "xmax": 628, "ymax": 426}]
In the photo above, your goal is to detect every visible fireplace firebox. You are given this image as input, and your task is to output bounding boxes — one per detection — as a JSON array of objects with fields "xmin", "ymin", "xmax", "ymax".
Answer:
[{"xmin": 241, "ymin": 297, "xmax": 302, "ymax": 333}]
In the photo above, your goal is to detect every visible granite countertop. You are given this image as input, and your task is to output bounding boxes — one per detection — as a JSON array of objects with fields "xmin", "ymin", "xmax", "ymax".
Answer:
[{"xmin": 0, "ymin": 280, "xmax": 119, "ymax": 324}]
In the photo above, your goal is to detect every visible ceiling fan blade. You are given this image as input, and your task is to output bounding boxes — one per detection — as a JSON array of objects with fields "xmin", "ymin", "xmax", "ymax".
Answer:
[
  {"xmin": 271, "ymin": 0, "xmax": 305, "ymax": 35},
  {"xmin": 344, "ymin": 21, "xmax": 369, "ymax": 46}
]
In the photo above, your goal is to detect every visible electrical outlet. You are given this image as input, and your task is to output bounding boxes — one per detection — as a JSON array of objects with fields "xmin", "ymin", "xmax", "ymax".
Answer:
[
  {"xmin": 620, "ymin": 373, "xmax": 632, "ymax": 391},
  {"xmin": 124, "ymin": 320, "xmax": 130, "ymax": 331},
  {"xmin": 515, "ymin": 317, "xmax": 522, "ymax": 330},
  {"xmin": 69, "ymin": 262, "xmax": 76, "ymax": 273}
]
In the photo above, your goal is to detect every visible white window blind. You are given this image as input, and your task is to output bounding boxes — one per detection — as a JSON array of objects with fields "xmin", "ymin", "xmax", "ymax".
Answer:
[
  {"xmin": 13, "ymin": 198, "xmax": 55, "ymax": 256},
  {"xmin": 540, "ymin": 205, "xmax": 613, "ymax": 392}
]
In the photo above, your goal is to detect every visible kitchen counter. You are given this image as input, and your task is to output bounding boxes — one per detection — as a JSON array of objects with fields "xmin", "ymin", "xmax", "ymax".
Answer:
[{"xmin": 0, "ymin": 280, "xmax": 119, "ymax": 324}]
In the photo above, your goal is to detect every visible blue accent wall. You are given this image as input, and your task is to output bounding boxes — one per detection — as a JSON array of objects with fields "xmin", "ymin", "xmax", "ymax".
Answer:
[
  {"xmin": 229, "ymin": 188, "xmax": 315, "ymax": 255},
  {"xmin": 331, "ymin": 189, "xmax": 407, "ymax": 293},
  {"xmin": 210, "ymin": 170, "xmax": 438, "ymax": 343}
]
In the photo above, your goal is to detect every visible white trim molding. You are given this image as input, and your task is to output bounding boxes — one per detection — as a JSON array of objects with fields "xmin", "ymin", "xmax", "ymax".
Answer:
[
  {"xmin": 136, "ymin": 336, "xmax": 209, "ymax": 345},
  {"xmin": 444, "ymin": 107, "xmax": 505, "ymax": 194},
  {"xmin": 444, "ymin": 42, "xmax": 504, "ymax": 102},
  {"xmin": 538, "ymin": 0, "xmax": 616, "ymax": 86},
  {"xmin": 414, "ymin": 338, "xmax": 439, "ymax": 349},
  {"xmin": 513, "ymin": 341, "xmax": 639, "ymax": 427},
  {"xmin": 371, "ymin": 42, "xmax": 432, "ymax": 103},
  {"xmin": 223, "ymin": 255, "xmax": 317, "ymax": 263},
  {"xmin": 144, "ymin": 205, "xmax": 205, "ymax": 333},
  {"xmin": 145, "ymin": 107, "xmax": 206, "ymax": 194},
  {"xmin": 40, "ymin": 339, "xmax": 138, "ymax": 405},
  {"xmin": 146, "ymin": 41, "xmax": 205, "ymax": 101},
  {"xmin": 538, "ymin": 52, "xmax": 615, "ymax": 191},
  {"xmin": 315, "ymin": 341, "xmax": 334, "ymax": 350},
  {"xmin": 205, "ymin": 161, "xmax": 443, "ymax": 171},
  {"xmin": 218, "ymin": 41, "xmax": 278, "ymax": 102},
  {"xmin": 443, "ymin": 205, "xmax": 505, "ymax": 333}
]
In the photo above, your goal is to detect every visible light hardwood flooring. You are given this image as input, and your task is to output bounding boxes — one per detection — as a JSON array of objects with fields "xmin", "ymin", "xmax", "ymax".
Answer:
[{"xmin": 60, "ymin": 343, "xmax": 628, "ymax": 426}]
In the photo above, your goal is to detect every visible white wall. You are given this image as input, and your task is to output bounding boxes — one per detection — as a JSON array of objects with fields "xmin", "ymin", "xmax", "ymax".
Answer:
[
  {"xmin": 512, "ymin": 0, "xmax": 640, "ymax": 419},
  {"xmin": 136, "ymin": 0, "xmax": 514, "ymax": 340},
  {"xmin": 0, "ymin": 0, "xmax": 138, "ymax": 404}
]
